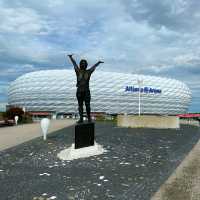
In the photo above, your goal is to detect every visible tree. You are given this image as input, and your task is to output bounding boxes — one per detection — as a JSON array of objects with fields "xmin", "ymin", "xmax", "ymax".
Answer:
[{"xmin": 5, "ymin": 107, "xmax": 24, "ymax": 121}]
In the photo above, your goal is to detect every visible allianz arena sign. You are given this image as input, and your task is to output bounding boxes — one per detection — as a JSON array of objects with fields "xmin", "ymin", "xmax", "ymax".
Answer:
[{"xmin": 125, "ymin": 86, "xmax": 162, "ymax": 94}]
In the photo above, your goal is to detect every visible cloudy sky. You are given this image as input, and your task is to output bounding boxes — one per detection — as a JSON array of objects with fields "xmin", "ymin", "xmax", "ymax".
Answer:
[{"xmin": 0, "ymin": 0, "xmax": 199, "ymax": 112}]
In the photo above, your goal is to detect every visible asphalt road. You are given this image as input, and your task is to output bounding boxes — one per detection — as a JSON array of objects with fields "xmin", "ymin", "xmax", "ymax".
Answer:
[{"xmin": 0, "ymin": 122, "xmax": 199, "ymax": 200}]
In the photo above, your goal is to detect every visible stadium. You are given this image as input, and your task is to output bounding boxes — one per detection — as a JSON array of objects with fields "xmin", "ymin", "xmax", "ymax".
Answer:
[{"xmin": 8, "ymin": 69, "xmax": 191, "ymax": 118}]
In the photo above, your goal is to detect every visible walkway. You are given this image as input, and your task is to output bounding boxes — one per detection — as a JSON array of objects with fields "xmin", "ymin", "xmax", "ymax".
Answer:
[{"xmin": 0, "ymin": 119, "xmax": 75, "ymax": 151}]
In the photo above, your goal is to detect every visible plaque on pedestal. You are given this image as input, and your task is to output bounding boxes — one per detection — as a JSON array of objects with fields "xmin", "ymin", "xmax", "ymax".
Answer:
[{"xmin": 75, "ymin": 122, "xmax": 95, "ymax": 149}]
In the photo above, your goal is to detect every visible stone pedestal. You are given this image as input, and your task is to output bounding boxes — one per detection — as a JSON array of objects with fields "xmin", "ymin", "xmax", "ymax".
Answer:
[
  {"xmin": 117, "ymin": 115, "xmax": 180, "ymax": 129},
  {"xmin": 75, "ymin": 122, "xmax": 95, "ymax": 149}
]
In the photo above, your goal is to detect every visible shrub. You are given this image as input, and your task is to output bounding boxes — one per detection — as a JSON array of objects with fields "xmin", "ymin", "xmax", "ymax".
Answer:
[
  {"xmin": 95, "ymin": 115, "xmax": 106, "ymax": 121},
  {"xmin": 20, "ymin": 113, "xmax": 33, "ymax": 124},
  {"xmin": 0, "ymin": 112, "xmax": 4, "ymax": 120}
]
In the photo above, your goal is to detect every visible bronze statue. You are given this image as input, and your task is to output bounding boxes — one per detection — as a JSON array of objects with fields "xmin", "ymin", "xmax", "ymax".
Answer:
[{"xmin": 68, "ymin": 54, "xmax": 104, "ymax": 123}]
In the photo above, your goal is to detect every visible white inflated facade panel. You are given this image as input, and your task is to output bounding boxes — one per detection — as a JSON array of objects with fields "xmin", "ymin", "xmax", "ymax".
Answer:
[{"xmin": 8, "ymin": 69, "xmax": 191, "ymax": 114}]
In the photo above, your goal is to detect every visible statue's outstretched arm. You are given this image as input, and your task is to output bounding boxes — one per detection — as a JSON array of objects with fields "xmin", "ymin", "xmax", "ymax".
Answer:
[
  {"xmin": 89, "ymin": 61, "xmax": 104, "ymax": 73},
  {"xmin": 68, "ymin": 54, "xmax": 79, "ymax": 71}
]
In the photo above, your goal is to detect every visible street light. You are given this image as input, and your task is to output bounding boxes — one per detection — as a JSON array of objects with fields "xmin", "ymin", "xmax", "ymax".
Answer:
[
  {"xmin": 137, "ymin": 78, "xmax": 143, "ymax": 116},
  {"xmin": 41, "ymin": 118, "xmax": 50, "ymax": 141}
]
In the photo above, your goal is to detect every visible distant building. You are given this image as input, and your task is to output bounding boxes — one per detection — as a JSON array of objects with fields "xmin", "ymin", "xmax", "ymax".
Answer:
[
  {"xmin": 8, "ymin": 70, "xmax": 191, "ymax": 117},
  {"xmin": 0, "ymin": 103, "xmax": 6, "ymax": 112}
]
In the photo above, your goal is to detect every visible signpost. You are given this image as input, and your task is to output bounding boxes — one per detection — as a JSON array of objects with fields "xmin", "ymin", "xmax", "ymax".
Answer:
[
  {"xmin": 137, "ymin": 79, "xmax": 143, "ymax": 116},
  {"xmin": 124, "ymin": 82, "xmax": 162, "ymax": 116}
]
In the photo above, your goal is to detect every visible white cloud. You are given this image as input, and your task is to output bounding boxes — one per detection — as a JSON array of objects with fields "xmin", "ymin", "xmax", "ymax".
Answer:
[
  {"xmin": 1, "ymin": 0, "xmax": 200, "ymax": 73},
  {"xmin": 0, "ymin": 6, "xmax": 52, "ymax": 35},
  {"xmin": 174, "ymin": 54, "xmax": 200, "ymax": 65}
]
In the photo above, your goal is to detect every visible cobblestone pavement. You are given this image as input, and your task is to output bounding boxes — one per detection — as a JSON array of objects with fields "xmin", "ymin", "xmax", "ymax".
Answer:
[{"xmin": 0, "ymin": 122, "xmax": 199, "ymax": 200}]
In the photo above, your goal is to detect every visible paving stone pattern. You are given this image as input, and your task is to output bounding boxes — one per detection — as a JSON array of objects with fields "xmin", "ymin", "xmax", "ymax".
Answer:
[{"xmin": 0, "ymin": 122, "xmax": 200, "ymax": 200}]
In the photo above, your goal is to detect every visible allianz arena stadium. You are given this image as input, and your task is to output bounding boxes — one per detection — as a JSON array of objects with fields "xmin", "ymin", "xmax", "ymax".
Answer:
[{"xmin": 8, "ymin": 69, "xmax": 191, "ymax": 115}]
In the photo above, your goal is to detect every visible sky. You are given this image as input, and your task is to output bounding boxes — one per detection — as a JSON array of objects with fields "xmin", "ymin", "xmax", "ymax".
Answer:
[{"xmin": 0, "ymin": 0, "xmax": 199, "ymax": 112}]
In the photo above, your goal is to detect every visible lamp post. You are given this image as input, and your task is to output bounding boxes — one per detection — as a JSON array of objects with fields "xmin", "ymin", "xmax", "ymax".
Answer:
[
  {"xmin": 137, "ymin": 78, "xmax": 143, "ymax": 116},
  {"xmin": 40, "ymin": 118, "xmax": 50, "ymax": 140},
  {"xmin": 22, "ymin": 107, "xmax": 26, "ymax": 113},
  {"xmin": 14, "ymin": 116, "xmax": 19, "ymax": 125}
]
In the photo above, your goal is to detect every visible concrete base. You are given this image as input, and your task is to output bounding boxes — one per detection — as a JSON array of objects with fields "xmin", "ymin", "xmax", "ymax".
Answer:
[
  {"xmin": 57, "ymin": 142, "xmax": 106, "ymax": 161},
  {"xmin": 117, "ymin": 115, "xmax": 180, "ymax": 129},
  {"xmin": 75, "ymin": 122, "xmax": 94, "ymax": 149}
]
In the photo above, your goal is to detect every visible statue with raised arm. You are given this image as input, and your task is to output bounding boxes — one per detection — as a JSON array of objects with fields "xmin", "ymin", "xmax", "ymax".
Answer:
[{"xmin": 68, "ymin": 54, "xmax": 104, "ymax": 123}]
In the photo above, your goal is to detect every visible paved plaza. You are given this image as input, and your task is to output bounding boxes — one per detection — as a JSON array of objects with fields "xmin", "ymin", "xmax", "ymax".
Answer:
[{"xmin": 0, "ymin": 122, "xmax": 200, "ymax": 200}]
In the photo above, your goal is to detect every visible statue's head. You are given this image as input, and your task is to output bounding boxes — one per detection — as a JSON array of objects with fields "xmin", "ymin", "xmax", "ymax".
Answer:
[{"xmin": 79, "ymin": 59, "xmax": 88, "ymax": 70}]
